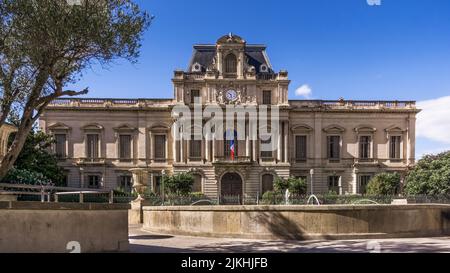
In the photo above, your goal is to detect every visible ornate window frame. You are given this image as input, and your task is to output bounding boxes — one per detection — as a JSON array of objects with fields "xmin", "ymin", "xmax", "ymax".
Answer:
[
  {"xmin": 385, "ymin": 125, "xmax": 406, "ymax": 162},
  {"xmin": 291, "ymin": 124, "xmax": 313, "ymax": 163},
  {"xmin": 113, "ymin": 124, "xmax": 138, "ymax": 162},
  {"xmin": 149, "ymin": 123, "xmax": 170, "ymax": 163},
  {"xmin": 354, "ymin": 125, "xmax": 377, "ymax": 161},
  {"xmin": 323, "ymin": 125, "xmax": 345, "ymax": 162},
  {"xmin": 48, "ymin": 122, "xmax": 71, "ymax": 159},
  {"xmin": 81, "ymin": 123, "xmax": 104, "ymax": 160}
]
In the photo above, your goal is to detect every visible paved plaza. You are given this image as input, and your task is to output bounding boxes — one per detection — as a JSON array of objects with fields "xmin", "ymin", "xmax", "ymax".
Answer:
[{"xmin": 129, "ymin": 225, "xmax": 450, "ymax": 253}]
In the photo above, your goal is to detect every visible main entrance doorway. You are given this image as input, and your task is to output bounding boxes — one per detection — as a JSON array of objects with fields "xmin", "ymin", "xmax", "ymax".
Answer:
[{"xmin": 220, "ymin": 172, "xmax": 243, "ymax": 204}]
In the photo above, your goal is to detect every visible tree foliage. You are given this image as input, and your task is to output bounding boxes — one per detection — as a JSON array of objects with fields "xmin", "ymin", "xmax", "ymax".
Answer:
[
  {"xmin": 163, "ymin": 173, "xmax": 194, "ymax": 196},
  {"xmin": 2, "ymin": 130, "xmax": 65, "ymax": 185},
  {"xmin": 366, "ymin": 172, "xmax": 401, "ymax": 195},
  {"xmin": 274, "ymin": 176, "xmax": 307, "ymax": 195},
  {"xmin": 0, "ymin": 0, "xmax": 151, "ymax": 179},
  {"xmin": 404, "ymin": 151, "xmax": 450, "ymax": 195}
]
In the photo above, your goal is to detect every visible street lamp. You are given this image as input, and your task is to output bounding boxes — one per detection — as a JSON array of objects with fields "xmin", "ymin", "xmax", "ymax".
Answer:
[
  {"xmin": 310, "ymin": 169, "xmax": 314, "ymax": 195},
  {"xmin": 161, "ymin": 170, "xmax": 166, "ymax": 205}
]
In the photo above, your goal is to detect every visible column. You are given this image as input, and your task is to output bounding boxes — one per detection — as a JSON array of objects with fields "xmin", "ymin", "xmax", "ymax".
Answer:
[
  {"xmin": 245, "ymin": 120, "xmax": 250, "ymax": 158},
  {"xmin": 277, "ymin": 121, "xmax": 282, "ymax": 162},
  {"xmin": 338, "ymin": 176, "xmax": 343, "ymax": 195},
  {"xmin": 149, "ymin": 132, "xmax": 154, "ymax": 163},
  {"xmin": 284, "ymin": 121, "xmax": 289, "ymax": 163},
  {"xmin": 205, "ymin": 137, "xmax": 209, "ymax": 162},
  {"xmin": 212, "ymin": 133, "xmax": 216, "ymax": 162},
  {"xmin": 172, "ymin": 131, "xmax": 177, "ymax": 163},
  {"xmin": 180, "ymin": 139, "xmax": 184, "ymax": 163},
  {"xmin": 252, "ymin": 122, "xmax": 257, "ymax": 162}
]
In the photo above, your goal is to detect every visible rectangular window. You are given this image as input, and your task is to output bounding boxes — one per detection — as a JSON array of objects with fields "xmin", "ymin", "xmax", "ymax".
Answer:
[
  {"xmin": 260, "ymin": 137, "xmax": 273, "ymax": 158},
  {"xmin": 190, "ymin": 135, "xmax": 202, "ymax": 160},
  {"xmin": 55, "ymin": 134, "xmax": 67, "ymax": 159},
  {"xmin": 359, "ymin": 175, "xmax": 372, "ymax": 195},
  {"xmin": 328, "ymin": 176, "xmax": 340, "ymax": 194},
  {"xmin": 262, "ymin": 90, "xmax": 272, "ymax": 105},
  {"xmin": 295, "ymin": 135, "xmax": 307, "ymax": 161},
  {"xmin": 390, "ymin": 136, "xmax": 401, "ymax": 159},
  {"xmin": 86, "ymin": 134, "xmax": 99, "ymax": 159},
  {"xmin": 359, "ymin": 136, "xmax": 371, "ymax": 159},
  {"xmin": 327, "ymin": 136, "xmax": 340, "ymax": 160},
  {"xmin": 119, "ymin": 135, "xmax": 132, "ymax": 160},
  {"xmin": 154, "ymin": 135, "xmax": 166, "ymax": 159},
  {"xmin": 88, "ymin": 175, "xmax": 100, "ymax": 189},
  {"xmin": 118, "ymin": 175, "xmax": 133, "ymax": 193},
  {"xmin": 191, "ymin": 90, "xmax": 200, "ymax": 103}
]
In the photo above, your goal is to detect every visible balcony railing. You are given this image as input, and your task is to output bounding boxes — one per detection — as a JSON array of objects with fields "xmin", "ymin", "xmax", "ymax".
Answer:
[
  {"xmin": 290, "ymin": 100, "xmax": 416, "ymax": 110},
  {"xmin": 48, "ymin": 98, "xmax": 174, "ymax": 108},
  {"xmin": 213, "ymin": 156, "xmax": 251, "ymax": 164}
]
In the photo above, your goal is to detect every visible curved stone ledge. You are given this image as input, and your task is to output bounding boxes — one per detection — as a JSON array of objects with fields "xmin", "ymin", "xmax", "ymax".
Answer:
[{"xmin": 142, "ymin": 204, "xmax": 450, "ymax": 240}]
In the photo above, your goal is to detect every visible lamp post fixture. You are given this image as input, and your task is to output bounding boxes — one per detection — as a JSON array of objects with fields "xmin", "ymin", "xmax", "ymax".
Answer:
[
  {"xmin": 161, "ymin": 170, "xmax": 166, "ymax": 205},
  {"xmin": 310, "ymin": 169, "xmax": 314, "ymax": 195}
]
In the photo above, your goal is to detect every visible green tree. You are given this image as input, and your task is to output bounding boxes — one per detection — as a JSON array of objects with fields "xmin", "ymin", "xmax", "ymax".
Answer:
[
  {"xmin": 366, "ymin": 172, "xmax": 401, "ymax": 195},
  {"xmin": 288, "ymin": 177, "xmax": 307, "ymax": 195},
  {"xmin": 163, "ymin": 173, "xmax": 194, "ymax": 196},
  {"xmin": 14, "ymin": 130, "xmax": 65, "ymax": 185},
  {"xmin": 0, "ymin": 0, "xmax": 152, "ymax": 179},
  {"xmin": 274, "ymin": 176, "xmax": 289, "ymax": 193},
  {"xmin": 404, "ymin": 151, "xmax": 450, "ymax": 195},
  {"xmin": 274, "ymin": 176, "xmax": 307, "ymax": 195}
]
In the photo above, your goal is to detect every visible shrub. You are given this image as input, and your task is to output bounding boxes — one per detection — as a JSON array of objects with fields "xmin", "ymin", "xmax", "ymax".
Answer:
[
  {"xmin": 3, "ymin": 168, "xmax": 53, "ymax": 185},
  {"xmin": 366, "ymin": 172, "xmax": 401, "ymax": 195},
  {"xmin": 274, "ymin": 176, "xmax": 307, "ymax": 195},
  {"xmin": 288, "ymin": 177, "xmax": 307, "ymax": 195},
  {"xmin": 261, "ymin": 191, "xmax": 277, "ymax": 204},
  {"xmin": 163, "ymin": 173, "xmax": 194, "ymax": 195}
]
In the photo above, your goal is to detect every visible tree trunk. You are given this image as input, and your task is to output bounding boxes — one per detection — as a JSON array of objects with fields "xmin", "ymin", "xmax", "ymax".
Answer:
[{"xmin": 0, "ymin": 114, "xmax": 34, "ymax": 180}]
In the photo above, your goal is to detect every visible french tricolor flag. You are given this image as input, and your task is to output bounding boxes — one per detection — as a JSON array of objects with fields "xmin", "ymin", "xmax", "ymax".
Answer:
[{"xmin": 230, "ymin": 139, "xmax": 235, "ymax": 160}]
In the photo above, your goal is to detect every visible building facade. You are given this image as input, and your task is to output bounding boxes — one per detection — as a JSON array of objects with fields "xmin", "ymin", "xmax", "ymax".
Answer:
[{"xmin": 39, "ymin": 34, "xmax": 420, "ymax": 199}]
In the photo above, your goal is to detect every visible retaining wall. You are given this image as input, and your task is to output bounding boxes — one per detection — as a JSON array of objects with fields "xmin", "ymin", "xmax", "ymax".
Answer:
[
  {"xmin": 0, "ymin": 202, "xmax": 130, "ymax": 253},
  {"xmin": 143, "ymin": 204, "xmax": 450, "ymax": 240}
]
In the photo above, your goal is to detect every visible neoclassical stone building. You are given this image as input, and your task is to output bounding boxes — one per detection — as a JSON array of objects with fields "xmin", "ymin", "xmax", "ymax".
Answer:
[{"xmin": 39, "ymin": 34, "xmax": 419, "ymax": 200}]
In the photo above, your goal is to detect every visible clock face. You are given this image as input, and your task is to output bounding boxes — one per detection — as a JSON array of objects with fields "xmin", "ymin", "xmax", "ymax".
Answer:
[{"xmin": 225, "ymin": 89, "xmax": 237, "ymax": 101}]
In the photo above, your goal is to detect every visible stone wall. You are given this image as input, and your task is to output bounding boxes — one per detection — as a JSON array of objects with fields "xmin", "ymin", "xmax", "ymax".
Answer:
[
  {"xmin": 143, "ymin": 204, "xmax": 450, "ymax": 240},
  {"xmin": 0, "ymin": 202, "xmax": 130, "ymax": 253}
]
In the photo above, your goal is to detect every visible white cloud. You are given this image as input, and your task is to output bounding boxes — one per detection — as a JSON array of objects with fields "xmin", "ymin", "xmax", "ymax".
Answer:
[
  {"xmin": 295, "ymin": 84, "xmax": 312, "ymax": 98},
  {"xmin": 417, "ymin": 96, "xmax": 450, "ymax": 144}
]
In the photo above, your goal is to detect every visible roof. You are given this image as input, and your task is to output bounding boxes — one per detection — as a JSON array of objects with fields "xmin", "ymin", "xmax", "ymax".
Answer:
[{"xmin": 187, "ymin": 44, "xmax": 274, "ymax": 74}]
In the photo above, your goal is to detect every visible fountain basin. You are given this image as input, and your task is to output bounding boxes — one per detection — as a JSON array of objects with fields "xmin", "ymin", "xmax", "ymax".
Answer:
[{"xmin": 142, "ymin": 204, "xmax": 450, "ymax": 240}]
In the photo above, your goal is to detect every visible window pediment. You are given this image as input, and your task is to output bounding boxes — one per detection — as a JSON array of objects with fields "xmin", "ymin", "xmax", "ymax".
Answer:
[
  {"xmin": 323, "ymin": 124, "xmax": 345, "ymax": 133},
  {"xmin": 149, "ymin": 123, "xmax": 170, "ymax": 132},
  {"xmin": 48, "ymin": 122, "xmax": 71, "ymax": 131},
  {"xmin": 291, "ymin": 124, "xmax": 313, "ymax": 133},
  {"xmin": 82, "ymin": 123, "xmax": 103, "ymax": 131},
  {"xmin": 355, "ymin": 125, "xmax": 377, "ymax": 133},
  {"xmin": 113, "ymin": 124, "xmax": 137, "ymax": 133},
  {"xmin": 385, "ymin": 125, "xmax": 406, "ymax": 133}
]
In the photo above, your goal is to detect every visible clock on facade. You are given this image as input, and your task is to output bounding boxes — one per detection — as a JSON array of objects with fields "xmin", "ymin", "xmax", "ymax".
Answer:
[{"xmin": 225, "ymin": 89, "xmax": 237, "ymax": 101}]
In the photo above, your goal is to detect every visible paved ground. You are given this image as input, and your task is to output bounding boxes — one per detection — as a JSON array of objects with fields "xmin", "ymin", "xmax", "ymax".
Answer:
[{"xmin": 129, "ymin": 225, "xmax": 450, "ymax": 253}]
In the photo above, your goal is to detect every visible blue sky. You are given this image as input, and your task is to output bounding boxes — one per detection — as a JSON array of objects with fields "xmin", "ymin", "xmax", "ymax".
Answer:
[{"xmin": 69, "ymin": 0, "xmax": 450, "ymax": 159}]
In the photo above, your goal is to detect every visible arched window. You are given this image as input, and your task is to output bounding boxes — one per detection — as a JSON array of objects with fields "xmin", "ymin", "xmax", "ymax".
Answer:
[
  {"xmin": 261, "ymin": 174, "xmax": 274, "ymax": 194},
  {"xmin": 192, "ymin": 174, "xmax": 202, "ymax": 193},
  {"xmin": 224, "ymin": 53, "xmax": 237, "ymax": 74}
]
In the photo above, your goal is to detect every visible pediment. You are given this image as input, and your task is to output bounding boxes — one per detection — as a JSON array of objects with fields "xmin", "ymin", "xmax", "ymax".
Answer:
[
  {"xmin": 48, "ymin": 122, "xmax": 71, "ymax": 131},
  {"xmin": 291, "ymin": 124, "xmax": 313, "ymax": 132},
  {"xmin": 385, "ymin": 125, "xmax": 406, "ymax": 133},
  {"xmin": 355, "ymin": 125, "xmax": 377, "ymax": 133},
  {"xmin": 323, "ymin": 124, "xmax": 345, "ymax": 133},
  {"xmin": 82, "ymin": 123, "xmax": 103, "ymax": 131},
  {"xmin": 113, "ymin": 124, "xmax": 137, "ymax": 132}
]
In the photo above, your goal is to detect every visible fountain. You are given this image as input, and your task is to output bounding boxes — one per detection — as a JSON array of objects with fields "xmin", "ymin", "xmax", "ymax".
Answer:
[
  {"xmin": 284, "ymin": 189, "xmax": 291, "ymax": 205},
  {"xmin": 307, "ymin": 194, "xmax": 321, "ymax": 205}
]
